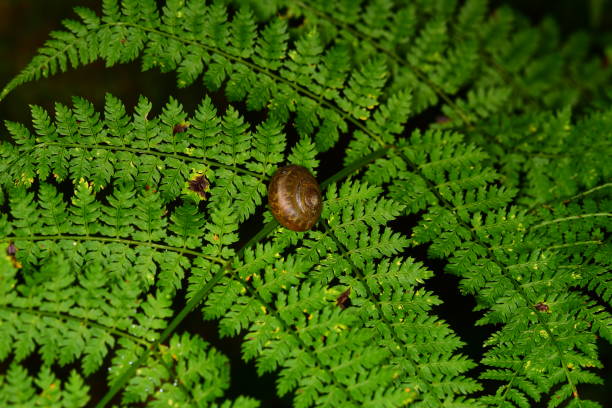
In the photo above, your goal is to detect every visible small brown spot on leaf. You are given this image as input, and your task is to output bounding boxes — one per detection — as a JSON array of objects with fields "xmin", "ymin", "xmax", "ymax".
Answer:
[
  {"xmin": 6, "ymin": 241, "xmax": 16, "ymax": 256},
  {"xmin": 336, "ymin": 288, "xmax": 351, "ymax": 309},
  {"xmin": 188, "ymin": 174, "xmax": 210, "ymax": 199},
  {"xmin": 173, "ymin": 122, "xmax": 190, "ymax": 134}
]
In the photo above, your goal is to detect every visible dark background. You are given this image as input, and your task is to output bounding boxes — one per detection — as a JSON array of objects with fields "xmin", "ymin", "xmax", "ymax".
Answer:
[{"xmin": 0, "ymin": 1, "xmax": 610, "ymax": 407}]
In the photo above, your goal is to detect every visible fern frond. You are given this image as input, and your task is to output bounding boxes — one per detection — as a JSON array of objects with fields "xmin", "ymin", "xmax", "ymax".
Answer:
[
  {"xmin": 1, "ymin": 1, "xmax": 610, "ymax": 406},
  {"xmin": 195, "ymin": 178, "xmax": 482, "ymax": 407},
  {"xmin": 0, "ymin": 11, "xmax": 101, "ymax": 101},
  {"xmin": 1, "ymin": 1, "xmax": 412, "ymax": 154},
  {"xmin": 0, "ymin": 364, "xmax": 89, "ymax": 407},
  {"xmin": 348, "ymin": 118, "xmax": 610, "ymax": 407},
  {"xmin": 0, "ymin": 179, "xmax": 253, "ymax": 407}
]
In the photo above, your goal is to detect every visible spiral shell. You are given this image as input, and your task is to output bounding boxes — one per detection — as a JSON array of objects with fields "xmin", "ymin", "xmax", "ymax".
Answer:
[{"xmin": 268, "ymin": 165, "xmax": 322, "ymax": 231}]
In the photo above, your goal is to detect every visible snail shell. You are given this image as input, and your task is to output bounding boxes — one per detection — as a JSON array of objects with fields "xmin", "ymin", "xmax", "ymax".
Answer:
[{"xmin": 268, "ymin": 165, "xmax": 322, "ymax": 231}]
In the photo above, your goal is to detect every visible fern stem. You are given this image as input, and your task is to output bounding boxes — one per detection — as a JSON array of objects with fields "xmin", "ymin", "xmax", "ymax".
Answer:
[
  {"xmin": 0, "ymin": 305, "xmax": 148, "ymax": 346},
  {"xmin": 565, "ymin": 183, "xmax": 612, "ymax": 202},
  {"xmin": 547, "ymin": 240, "xmax": 603, "ymax": 250},
  {"xmin": 528, "ymin": 182, "xmax": 612, "ymax": 213},
  {"xmin": 320, "ymin": 147, "xmax": 390, "ymax": 189},
  {"xmin": 531, "ymin": 213, "xmax": 611, "ymax": 230},
  {"xmin": 241, "ymin": 220, "xmax": 279, "ymax": 249},
  {"xmin": 95, "ymin": 264, "xmax": 227, "ymax": 408},
  {"xmin": 37, "ymin": 141, "xmax": 263, "ymax": 179},
  {"xmin": 497, "ymin": 357, "xmax": 526, "ymax": 402},
  {"xmin": 0, "ymin": 235, "xmax": 226, "ymax": 265}
]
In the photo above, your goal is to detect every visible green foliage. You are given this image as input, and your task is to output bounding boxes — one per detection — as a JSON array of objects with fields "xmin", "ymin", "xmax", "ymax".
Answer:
[{"xmin": 0, "ymin": 1, "xmax": 610, "ymax": 407}]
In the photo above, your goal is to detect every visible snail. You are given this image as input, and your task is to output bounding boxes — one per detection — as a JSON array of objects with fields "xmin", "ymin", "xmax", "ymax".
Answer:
[{"xmin": 268, "ymin": 165, "xmax": 322, "ymax": 231}]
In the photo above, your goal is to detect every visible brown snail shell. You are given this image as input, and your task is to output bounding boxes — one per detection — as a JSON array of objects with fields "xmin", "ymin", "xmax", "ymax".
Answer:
[{"xmin": 268, "ymin": 165, "xmax": 322, "ymax": 231}]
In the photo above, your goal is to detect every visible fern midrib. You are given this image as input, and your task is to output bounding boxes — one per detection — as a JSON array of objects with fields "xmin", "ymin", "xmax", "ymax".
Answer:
[
  {"xmin": 418, "ymin": 151, "xmax": 486, "ymax": 170},
  {"xmin": 435, "ymin": 172, "xmax": 498, "ymax": 190},
  {"xmin": 0, "ymin": 304, "xmax": 147, "ymax": 347},
  {"xmin": 526, "ymin": 182, "xmax": 612, "ymax": 214},
  {"xmin": 547, "ymin": 240, "xmax": 603, "ymax": 250},
  {"xmin": 320, "ymin": 148, "xmax": 390, "ymax": 189},
  {"xmin": 486, "ymin": 239, "xmax": 603, "ymax": 254},
  {"xmin": 497, "ymin": 355, "xmax": 527, "ymax": 402},
  {"xmin": 0, "ymin": 32, "xmax": 93, "ymax": 102},
  {"xmin": 532, "ymin": 213, "xmax": 612, "ymax": 230},
  {"xmin": 37, "ymin": 141, "xmax": 263, "ymax": 180},
  {"xmin": 0, "ymin": 235, "xmax": 225, "ymax": 265},
  {"xmin": 47, "ymin": 203, "xmax": 66, "ymax": 235}
]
